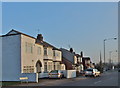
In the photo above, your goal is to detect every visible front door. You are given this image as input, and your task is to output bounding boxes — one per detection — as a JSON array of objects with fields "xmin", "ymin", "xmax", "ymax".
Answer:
[{"xmin": 36, "ymin": 60, "xmax": 42, "ymax": 73}]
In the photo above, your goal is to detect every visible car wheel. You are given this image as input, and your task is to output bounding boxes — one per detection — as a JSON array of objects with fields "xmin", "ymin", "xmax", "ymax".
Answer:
[
  {"xmin": 59, "ymin": 75, "xmax": 62, "ymax": 79},
  {"xmin": 94, "ymin": 74, "xmax": 96, "ymax": 77}
]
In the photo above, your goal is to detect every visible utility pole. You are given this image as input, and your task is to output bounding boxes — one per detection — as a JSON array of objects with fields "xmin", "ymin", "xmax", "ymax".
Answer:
[
  {"xmin": 103, "ymin": 38, "xmax": 117, "ymax": 69},
  {"xmin": 103, "ymin": 39, "xmax": 106, "ymax": 64},
  {"xmin": 100, "ymin": 51, "xmax": 103, "ymax": 73},
  {"xmin": 109, "ymin": 50, "xmax": 117, "ymax": 69}
]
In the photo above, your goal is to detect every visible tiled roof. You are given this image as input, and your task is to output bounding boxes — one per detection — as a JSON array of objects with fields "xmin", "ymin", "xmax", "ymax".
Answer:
[
  {"xmin": 6, "ymin": 29, "xmax": 36, "ymax": 39},
  {"xmin": 62, "ymin": 57, "xmax": 73, "ymax": 64},
  {"xmin": 36, "ymin": 40, "xmax": 61, "ymax": 51},
  {"xmin": 2, "ymin": 29, "xmax": 61, "ymax": 51}
]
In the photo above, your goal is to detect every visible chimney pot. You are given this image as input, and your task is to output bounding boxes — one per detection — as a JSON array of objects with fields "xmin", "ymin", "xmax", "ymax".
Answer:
[{"xmin": 37, "ymin": 34, "xmax": 43, "ymax": 41}]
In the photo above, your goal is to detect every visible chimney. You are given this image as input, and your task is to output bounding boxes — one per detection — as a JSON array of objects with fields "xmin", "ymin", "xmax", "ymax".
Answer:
[
  {"xmin": 37, "ymin": 34, "xmax": 43, "ymax": 41},
  {"xmin": 70, "ymin": 48, "xmax": 73, "ymax": 53},
  {"xmin": 81, "ymin": 51, "xmax": 83, "ymax": 57}
]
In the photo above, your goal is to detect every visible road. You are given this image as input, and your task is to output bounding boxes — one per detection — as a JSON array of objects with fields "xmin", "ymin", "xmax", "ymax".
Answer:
[
  {"xmin": 56, "ymin": 71, "xmax": 118, "ymax": 86},
  {"xmin": 14, "ymin": 70, "xmax": 119, "ymax": 86}
]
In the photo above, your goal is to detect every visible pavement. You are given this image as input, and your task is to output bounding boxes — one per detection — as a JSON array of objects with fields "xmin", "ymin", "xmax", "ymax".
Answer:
[
  {"xmin": 13, "ymin": 76, "xmax": 87, "ymax": 86},
  {"xmin": 12, "ymin": 70, "xmax": 119, "ymax": 86}
]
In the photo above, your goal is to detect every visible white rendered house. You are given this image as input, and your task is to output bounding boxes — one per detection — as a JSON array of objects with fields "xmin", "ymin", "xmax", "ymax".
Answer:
[{"xmin": 1, "ymin": 29, "xmax": 65, "ymax": 82}]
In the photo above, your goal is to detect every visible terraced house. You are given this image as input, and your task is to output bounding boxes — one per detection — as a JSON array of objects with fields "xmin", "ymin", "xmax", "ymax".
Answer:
[
  {"xmin": 1, "ymin": 29, "xmax": 65, "ymax": 82},
  {"xmin": 60, "ymin": 48, "xmax": 83, "ymax": 72}
]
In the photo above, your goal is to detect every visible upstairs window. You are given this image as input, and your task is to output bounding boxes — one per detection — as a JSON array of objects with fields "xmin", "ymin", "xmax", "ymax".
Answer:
[
  {"xmin": 25, "ymin": 42, "xmax": 33, "ymax": 54},
  {"xmin": 44, "ymin": 48, "xmax": 47, "ymax": 55},
  {"xmin": 25, "ymin": 42, "xmax": 27, "ymax": 53},
  {"xmin": 37, "ymin": 47, "xmax": 41, "ymax": 55},
  {"xmin": 53, "ymin": 51, "xmax": 55, "ymax": 56}
]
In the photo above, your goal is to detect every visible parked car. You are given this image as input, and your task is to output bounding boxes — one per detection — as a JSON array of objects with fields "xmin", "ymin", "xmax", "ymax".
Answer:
[
  {"xmin": 118, "ymin": 68, "xmax": 120, "ymax": 72},
  {"xmin": 48, "ymin": 70, "xmax": 64, "ymax": 79},
  {"xmin": 85, "ymin": 68, "xmax": 100, "ymax": 77},
  {"xmin": 79, "ymin": 70, "xmax": 85, "ymax": 75}
]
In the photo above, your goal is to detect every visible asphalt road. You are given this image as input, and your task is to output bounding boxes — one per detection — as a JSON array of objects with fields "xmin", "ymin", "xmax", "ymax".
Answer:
[
  {"xmin": 56, "ymin": 71, "xmax": 119, "ymax": 86},
  {"xmin": 14, "ymin": 70, "xmax": 119, "ymax": 86}
]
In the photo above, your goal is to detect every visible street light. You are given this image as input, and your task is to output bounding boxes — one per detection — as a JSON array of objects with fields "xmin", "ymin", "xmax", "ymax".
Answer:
[
  {"xmin": 103, "ymin": 38, "xmax": 117, "ymax": 64},
  {"xmin": 109, "ymin": 50, "xmax": 117, "ymax": 64}
]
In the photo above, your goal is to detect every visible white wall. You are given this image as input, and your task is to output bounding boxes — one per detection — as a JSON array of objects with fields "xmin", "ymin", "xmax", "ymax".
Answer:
[
  {"xmin": 0, "ymin": 37, "xmax": 2, "ymax": 82},
  {"xmin": 2, "ymin": 34, "xmax": 38, "ymax": 82},
  {"xmin": 67, "ymin": 70, "xmax": 76, "ymax": 78},
  {"xmin": 20, "ymin": 73, "xmax": 38, "ymax": 82},
  {"xmin": 61, "ymin": 64, "xmax": 66, "ymax": 70},
  {"xmin": 21, "ymin": 35, "xmax": 44, "ymax": 73},
  {"xmin": 74, "ymin": 56, "xmax": 77, "ymax": 64},
  {"xmin": 62, "ymin": 70, "xmax": 76, "ymax": 78},
  {"xmin": 2, "ymin": 35, "xmax": 21, "ymax": 81}
]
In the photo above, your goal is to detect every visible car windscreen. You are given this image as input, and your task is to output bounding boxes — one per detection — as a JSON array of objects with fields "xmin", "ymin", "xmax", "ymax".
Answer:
[
  {"xmin": 86, "ymin": 69, "xmax": 93, "ymax": 71},
  {"xmin": 50, "ymin": 70, "xmax": 58, "ymax": 73}
]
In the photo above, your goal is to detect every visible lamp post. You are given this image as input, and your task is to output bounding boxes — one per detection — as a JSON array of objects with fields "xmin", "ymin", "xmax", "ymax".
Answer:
[
  {"xmin": 109, "ymin": 51, "xmax": 112, "ymax": 64},
  {"xmin": 99, "ymin": 51, "xmax": 103, "ymax": 73},
  {"xmin": 103, "ymin": 38, "xmax": 117, "ymax": 64},
  {"xmin": 109, "ymin": 50, "xmax": 117, "ymax": 69}
]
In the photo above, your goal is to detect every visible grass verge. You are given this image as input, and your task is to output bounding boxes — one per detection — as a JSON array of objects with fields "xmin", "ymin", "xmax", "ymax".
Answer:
[{"xmin": 1, "ymin": 81, "xmax": 21, "ymax": 86}]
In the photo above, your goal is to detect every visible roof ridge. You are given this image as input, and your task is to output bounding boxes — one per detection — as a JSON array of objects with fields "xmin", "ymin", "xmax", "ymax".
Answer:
[
  {"xmin": 4, "ymin": 29, "xmax": 60, "ymax": 51},
  {"xmin": 62, "ymin": 57, "xmax": 73, "ymax": 64},
  {"xmin": 7, "ymin": 29, "xmax": 36, "ymax": 39}
]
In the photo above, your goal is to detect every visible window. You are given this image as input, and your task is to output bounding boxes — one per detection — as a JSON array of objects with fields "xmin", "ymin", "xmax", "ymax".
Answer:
[
  {"xmin": 50, "ymin": 70, "xmax": 58, "ymax": 73},
  {"xmin": 54, "ymin": 62, "xmax": 56, "ymax": 70},
  {"xmin": 48, "ymin": 62, "xmax": 53, "ymax": 72},
  {"xmin": 23, "ymin": 66, "xmax": 34, "ymax": 73},
  {"xmin": 29, "ymin": 43, "xmax": 33, "ymax": 53},
  {"xmin": 44, "ymin": 62, "xmax": 47, "ymax": 72},
  {"xmin": 56, "ymin": 53, "xmax": 59, "ymax": 57},
  {"xmin": 25, "ymin": 42, "xmax": 27, "ymax": 53},
  {"xmin": 54, "ymin": 62, "xmax": 60, "ymax": 70},
  {"xmin": 53, "ymin": 51, "xmax": 55, "ymax": 56},
  {"xmin": 48, "ymin": 62, "xmax": 51, "ymax": 71},
  {"xmin": 44, "ymin": 48, "xmax": 47, "ymax": 55},
  {"xmin": 25, "ymin": 42, "xmax": 33, "ymax": 53},
  {"xmin": 61, "ymin": 65, "xmax": 64, "ymax": 70},
  {"xmin": 57, "ymin": 63, "xmax": 60, "ymax": 70},
  {"xmin": 37, "ymin": 47, "xmax": 41, "ymax": 55}
]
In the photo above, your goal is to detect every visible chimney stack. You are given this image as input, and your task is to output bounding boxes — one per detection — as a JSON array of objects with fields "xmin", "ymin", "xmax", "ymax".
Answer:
[
  {"xmin": 70, "ymin": 48, "xmax": 73, "ymax": 53},
  {"xmin": 37, "ymin": 34, "xmax": 43, "ymax": 41},
  {"xmin": 81, "ymin": 51, "xmax": 83, "ymax": 57}
]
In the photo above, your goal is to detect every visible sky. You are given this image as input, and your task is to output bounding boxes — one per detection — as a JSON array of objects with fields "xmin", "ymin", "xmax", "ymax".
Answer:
[{"xmin": 2, "ymin": 2, "xmax": 118, "ymax": 63}]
